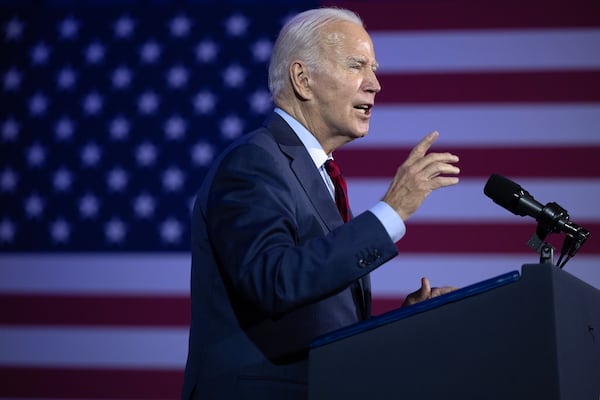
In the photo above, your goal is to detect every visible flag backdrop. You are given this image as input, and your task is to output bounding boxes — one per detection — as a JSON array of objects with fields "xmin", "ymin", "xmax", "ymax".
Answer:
[{"xmin": 1, "ymin": 0, "xmax": 599, "ymax": 398}]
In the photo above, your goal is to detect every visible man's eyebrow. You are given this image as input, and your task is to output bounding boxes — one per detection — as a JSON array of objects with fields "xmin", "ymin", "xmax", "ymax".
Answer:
[{"xmin": 347, "ymin": 56, "xmax": 379, "ymax": 69}]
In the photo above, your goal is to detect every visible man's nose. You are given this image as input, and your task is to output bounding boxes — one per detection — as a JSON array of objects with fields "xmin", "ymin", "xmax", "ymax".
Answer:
[{"xmin": 364, "ymin": 70, "xmax": 381, "ymax": 93}]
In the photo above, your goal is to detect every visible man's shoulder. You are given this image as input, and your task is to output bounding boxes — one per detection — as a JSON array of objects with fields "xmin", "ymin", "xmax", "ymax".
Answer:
[{"xmin": 220, "ymin": 112, "xmax": 295, "ymax": 158}]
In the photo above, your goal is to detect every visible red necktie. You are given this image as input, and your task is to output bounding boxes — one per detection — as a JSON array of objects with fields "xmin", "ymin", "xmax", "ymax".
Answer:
[{"xmin": 325, "ymin": 159, "xmax": 351, "ymax": 222}]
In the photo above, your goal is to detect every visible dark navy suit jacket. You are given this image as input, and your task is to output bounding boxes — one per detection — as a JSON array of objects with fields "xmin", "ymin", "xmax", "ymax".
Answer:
[{"xmin": 181, "ymin": 113, "xmax": 398, "ymax": 399}]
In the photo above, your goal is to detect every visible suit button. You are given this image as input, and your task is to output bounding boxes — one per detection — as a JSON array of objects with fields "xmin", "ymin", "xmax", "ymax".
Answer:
[{"xmin": 358, "ymin": 249, "xmax": 382, "ymax": 268}]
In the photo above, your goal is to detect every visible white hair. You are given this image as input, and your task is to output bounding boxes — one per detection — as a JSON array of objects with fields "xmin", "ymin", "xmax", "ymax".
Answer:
[{"xmin": 268, "ymin": 8, "xmax": 364, "ymax": 101}]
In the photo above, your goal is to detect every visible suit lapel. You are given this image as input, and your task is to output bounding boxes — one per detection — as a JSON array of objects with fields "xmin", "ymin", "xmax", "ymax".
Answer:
[
  {"xmin": 265, "ymin": 113, "xmax": 371, "ymax": 319},
  {"xmin": 266, "ymin": 114, "xmax": 344, "ymax": 232}
]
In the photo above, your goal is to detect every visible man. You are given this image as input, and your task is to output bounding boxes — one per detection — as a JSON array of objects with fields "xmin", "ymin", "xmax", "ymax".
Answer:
[{"xmin": 181, "ymin": 7, "xmax": 460, "ymax": 400}]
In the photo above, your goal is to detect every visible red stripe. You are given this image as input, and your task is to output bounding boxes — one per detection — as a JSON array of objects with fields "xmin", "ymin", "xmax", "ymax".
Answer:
[
  {"xmin": 375, "ymin": 71, "xmax": 600, "ymax": 104},
  {"xmin": 371, "ymin": 296, "xmax": 406, "ymax": 316},
  {"xmin": 0, "ymin": 366, "xmax": 182, "ymax": 399},
  {"xmin": 336, "ymin": 146, "xmax": 600, "ymax": 178},
  {"xmin": 399, "ymin": 222, "xmax": 600, "ymax": 254},
  {"xmin": 0, "ymin": 294, "xmax": 189, "ymax": 326},
  {"xmin": 326, "ymin": 0, "xmax": 600, "ymax": 30}
]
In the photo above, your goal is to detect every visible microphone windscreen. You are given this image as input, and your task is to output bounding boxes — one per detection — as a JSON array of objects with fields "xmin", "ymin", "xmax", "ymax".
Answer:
[{"xmin": 484, "ymin": 173, "xmax": 522, "ymax": 212}]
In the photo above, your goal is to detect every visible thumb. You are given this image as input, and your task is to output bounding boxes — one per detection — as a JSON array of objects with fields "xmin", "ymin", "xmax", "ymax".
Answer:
[{"xmin": 420, "ymin": 277, "xmax": 431, "ymax": 295}]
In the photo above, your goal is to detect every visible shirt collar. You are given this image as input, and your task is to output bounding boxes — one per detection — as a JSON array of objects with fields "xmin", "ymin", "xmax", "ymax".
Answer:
[{"xmin": 274, "ymin": 107, "xmax": 331, "ymax": 169}]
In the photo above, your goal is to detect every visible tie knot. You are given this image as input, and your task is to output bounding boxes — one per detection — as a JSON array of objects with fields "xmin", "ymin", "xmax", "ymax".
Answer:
[{"xmin": 325, "ymin": 159, "xmax": 341, "ymax": 178}]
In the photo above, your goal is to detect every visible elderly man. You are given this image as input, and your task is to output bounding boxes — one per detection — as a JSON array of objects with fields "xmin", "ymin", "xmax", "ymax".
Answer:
[{"xmin": 181, "ymin": 7, "xmax": 460, "ymax": 400}]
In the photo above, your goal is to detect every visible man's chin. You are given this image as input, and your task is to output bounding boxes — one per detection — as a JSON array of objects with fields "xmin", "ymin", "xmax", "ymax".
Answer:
[{"xmin": 354, "ymin": 128, "xmax": 369, "ymax": 139}]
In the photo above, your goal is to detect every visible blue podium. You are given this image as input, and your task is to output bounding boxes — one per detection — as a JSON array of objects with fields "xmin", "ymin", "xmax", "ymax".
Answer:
[{"xmin": 308, "ymin": 263, "xmax": 600, "ymax": 400}]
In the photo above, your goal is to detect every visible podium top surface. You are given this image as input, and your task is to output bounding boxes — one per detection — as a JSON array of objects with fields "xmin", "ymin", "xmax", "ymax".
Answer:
[{"xmin": 311, "ymin": 269, "xmax": 521, "ymax": 349}]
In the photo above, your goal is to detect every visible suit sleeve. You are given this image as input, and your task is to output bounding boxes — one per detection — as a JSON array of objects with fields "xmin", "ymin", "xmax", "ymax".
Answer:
[{"xmin": 204, "ymin": 142, "xmax": 398, "ymax": 316}]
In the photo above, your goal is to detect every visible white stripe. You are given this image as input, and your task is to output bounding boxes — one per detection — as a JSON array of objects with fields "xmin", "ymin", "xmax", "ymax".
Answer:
[
  {"xmin": 373, "ymin": 29, "xmax": 600, "ymax": 72},
  {"xmin": 350, "ymin": 104, "xmax": 600, "ymax": 147},
  {"xmin": 0, "ymin": 327, "xmax": 187, "ymax": 368},
  {"xmin": 371, "ymin": 254, "xmax": 600, "ymax": 294},
  {"xmin": 347, "ymin": 178, "xmax": 600, "ymax": 221},
  {"xmin": 0, "ymin": 253, "xmax": 190, "ymax": 294}
]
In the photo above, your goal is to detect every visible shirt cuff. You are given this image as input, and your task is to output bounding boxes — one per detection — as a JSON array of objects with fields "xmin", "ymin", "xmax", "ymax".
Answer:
[{"xmin": 369, "ymin": 201, "xmax": 406, "ymax": 243}]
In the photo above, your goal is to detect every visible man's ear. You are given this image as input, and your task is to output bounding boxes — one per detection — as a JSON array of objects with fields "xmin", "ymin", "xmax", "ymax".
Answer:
[{"xmin": 289, "ymin": 61, "xmax": 312, "ymax": 100}]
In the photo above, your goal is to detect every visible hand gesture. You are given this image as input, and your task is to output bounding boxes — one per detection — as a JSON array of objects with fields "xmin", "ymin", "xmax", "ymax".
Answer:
[
  {"xmin": 402, "ymin": 277, "xmax": 458, "ymax": 307},
  {"xmin": 382, "ymin": 131, "xmax": 459, "ymax": 220}
]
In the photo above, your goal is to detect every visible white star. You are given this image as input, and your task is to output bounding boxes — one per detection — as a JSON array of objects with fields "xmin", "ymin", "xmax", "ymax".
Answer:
[
  {"xmin": 133, "ymin": 192, "xmax": 155, "ymax": 218},
  {"xmin": 3, "ymin": 67, "xmax": 21, "ymax": 91},
  {"xmin": 53, "ymin": 167, "xmax": 72, "ymax": 191},
  {"xmin": 162, "ymin": 166, "xmax": 185, "ymax": 192},
  {"xmin": 192, "ymin": 90, "xmax": 216, "ymax": 115},
  {"xmin": 111, "ymin": 66, "xmax": 132, "ymax": 89},
  {"xmin": 58, "ymin": 16, "xmax": 79, "ymax": 39},
  {"xmin": 81, "ymin": 142, "xmax": 101, "ymax": 166},
  {"xmin": 79, "ymin": 193, "xmax": 99, "ymax": 218},
  {"xmin": 252, "ymin": 38, "xmax": 272, "ymax": 62},
  {"xmin": 105, "ymin": 218, "xmax": 126, "ymax": 243},
  {"xmin": 139, "ymin": 40, "xmax": 161, "ymax": 63},
  {"xmin": 107, "ymin": 167, "xmax": 128, "ymax": 191},
  {"xmin": 85, "ymin": 41, "xmax": 105, "ymax": 64},
  {"xmin": 166, "ymin": 65, "xmax": 189, "ymax": 89},
  {"xmin": 0, "ymin": 218, "xmax": 16, "ymax": 243},
  {"xmin": 30, "ymin": 42, "xmax": 50, "ymax": 65},
  {"xmin": 54, "ymin": 117, "xmax": 75, "ymax": 141},
  {"xmin": 164, "ymin": 115, "xmax": 186, "ymax": 140},
  {"xmin": 195, "ymin": 39, "xmax": 218, "ymax": 63},
  {"xmin": 2, "ymin": 118, "xmax": 20, "ymax": 141},
  {"xmin": 220, "ymin": 115, "xmax": 244, "ymax": 140},
  {"xmin": 160, "ymin": 217, "xmax": 183, "ymax": 244},
  {"xmin": 4, "ymin": 17, "xmax": 24, "ymax": 41},
  {"xmin": 249, "ymin": 90, "xmax": 272, "ymax": 114},
  {"xmin": 136, "ymin": 142, "xmax": 157, "ymax": 166},
  {"xmin": 222, "ymin": 64, "xmax": 246, "ymax": 88},
  {"xmin": 225, "ymin": 14, "xmax": 249, "ymax": 36},
  {"xmin": 82, "ymin": 91, "xmax": 103, "ymax": 115},
  {"xmin": 50, "ymin": 218, "xmax": 70, "ymax": 243},
  {"xmin": 191, "ymin": 142, "xmax": 215, "ymax": 166},
  {"xmin": 29, "ymin": 92, "xmax": 48, "ymax": 116},
  {"xmin": 138, "ymin": 91, "xmax": 159, "ymax": 115},
  {"xmin": 169, "ymin": 14, "xmax": 192, "ymax": 37},
  {"xmin": 0, "ymin": 167, "xmax": 18, "ymax": 192},
  {"xmin": 114, "ymin": 15, "xmax": 135, "ymax": 38},
  {"xmin": 27, "ymin": 143, "xmax": 46, "ymax": 167},
  {"xmin": 24, "ymin": 193, "xmax": 45, "ymax": 218},
  {"xmin": 109, "ymin": 116, "xmax": 130, "ymax": 140},
  {"xmin": 56, "ymin": 66, "xmax": 77, "ymax": 90}
]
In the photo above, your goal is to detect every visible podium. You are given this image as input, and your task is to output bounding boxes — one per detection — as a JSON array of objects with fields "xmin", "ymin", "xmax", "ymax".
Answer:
[{"xmin": 308, "ymin": 264, "xmax": 600, "ymax": 400}]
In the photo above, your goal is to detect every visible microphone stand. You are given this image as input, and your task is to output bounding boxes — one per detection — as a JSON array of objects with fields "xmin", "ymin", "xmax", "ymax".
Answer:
[
  {"xmin": 539, "ymin": 243, "xmax": 555, "ymax": 265},
  {"xmin": 528, "ymin": 229, "xmax": 555, "ymax": 265}
]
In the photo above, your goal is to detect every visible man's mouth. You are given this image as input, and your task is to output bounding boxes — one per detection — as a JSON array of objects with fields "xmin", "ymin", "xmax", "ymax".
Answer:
[{"xmin": 354, "ymin": 104, "xmax": 373, "ymax": 115}]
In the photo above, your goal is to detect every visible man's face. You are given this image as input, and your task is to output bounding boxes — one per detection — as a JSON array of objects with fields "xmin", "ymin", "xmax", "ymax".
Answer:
[{"xmin": 308, "ymin": 21, "xmax": 381, "ymax": 145}]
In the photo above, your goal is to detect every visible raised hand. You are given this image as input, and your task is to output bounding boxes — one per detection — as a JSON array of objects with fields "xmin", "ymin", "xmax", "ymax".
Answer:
[{"xmin": 382, "ymin": 131, "xmax": 460, "ymax": 221}]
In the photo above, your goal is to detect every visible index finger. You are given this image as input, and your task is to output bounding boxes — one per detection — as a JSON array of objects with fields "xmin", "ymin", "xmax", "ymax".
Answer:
[{"xmin": 407, "ymin": 131, "xmax": 439, "ymax": 161}]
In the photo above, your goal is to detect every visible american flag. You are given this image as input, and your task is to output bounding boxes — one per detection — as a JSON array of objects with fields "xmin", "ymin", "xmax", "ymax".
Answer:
[{"xmin": 1, "ymin": 0, "xmax": 599, "ymax": 398}]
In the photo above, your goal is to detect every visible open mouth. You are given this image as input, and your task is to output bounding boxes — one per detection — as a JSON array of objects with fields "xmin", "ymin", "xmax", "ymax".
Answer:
[{"xmin": 354, "ymin": 104, "xmax": 373, "ymax": 115}]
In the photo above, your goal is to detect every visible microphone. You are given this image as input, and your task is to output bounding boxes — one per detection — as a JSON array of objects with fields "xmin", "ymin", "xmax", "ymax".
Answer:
[
  {"xmin": 483, "ymin": 173, "xmax": 542, "ymax": 218},
  {"xmin": 484, "ymin": 173, "xmax": 584, "ymax": 237},
  {"xmin": 484, "ymin": 173, "xmax": 590, "ymax": 267}
]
